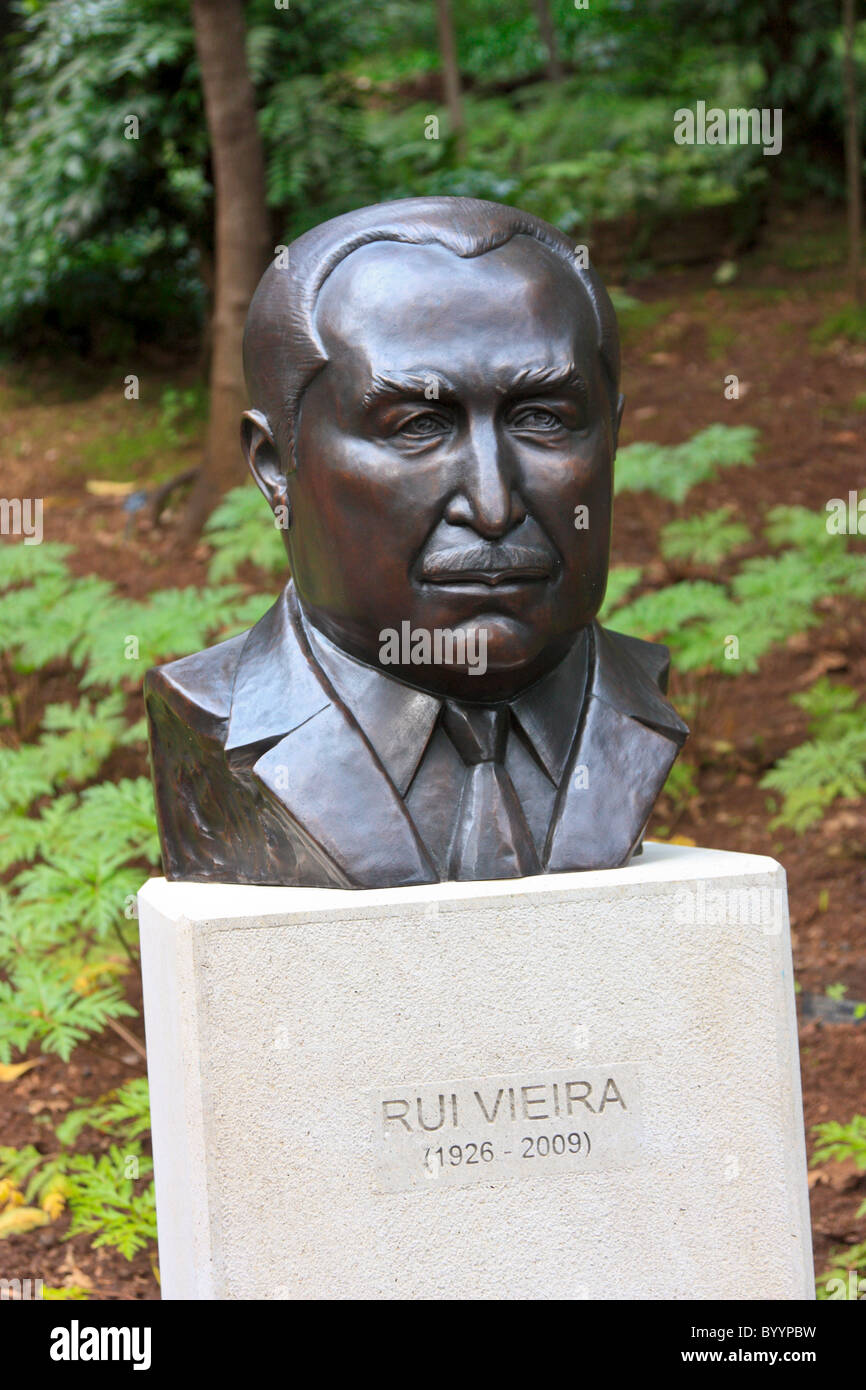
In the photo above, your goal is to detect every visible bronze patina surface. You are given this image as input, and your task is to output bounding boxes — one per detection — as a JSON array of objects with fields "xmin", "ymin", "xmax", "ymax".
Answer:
[{"xmin": 145, "ymin": 197, "xmax": 688, "ymax": 887}]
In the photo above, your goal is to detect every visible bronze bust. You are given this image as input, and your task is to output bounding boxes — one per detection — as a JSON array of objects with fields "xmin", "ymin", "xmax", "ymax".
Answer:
[{"xmin": 145, "ymin": 196, "xmax": 688, "ymax": 888}]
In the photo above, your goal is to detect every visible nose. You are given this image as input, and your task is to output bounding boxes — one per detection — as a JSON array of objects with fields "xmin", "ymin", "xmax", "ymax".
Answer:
[{"xmin": 444, "ymin": 418, "xmax": 525, "ymax": 538}]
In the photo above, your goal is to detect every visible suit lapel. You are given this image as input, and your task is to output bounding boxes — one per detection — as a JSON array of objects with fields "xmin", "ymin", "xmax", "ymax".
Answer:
[
  {"xmin": 225, "ymin": 585, "xmax": 437, "ymax": 888},
  {"xmin": 544, "ymin": 623, "xmax": 689, "ymax": 872}
]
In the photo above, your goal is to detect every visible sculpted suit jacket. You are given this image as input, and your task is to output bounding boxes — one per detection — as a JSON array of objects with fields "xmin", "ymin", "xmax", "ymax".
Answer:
[{"xmin": 144, "ymin": 582, "xmax": 689, "ymax": 888}]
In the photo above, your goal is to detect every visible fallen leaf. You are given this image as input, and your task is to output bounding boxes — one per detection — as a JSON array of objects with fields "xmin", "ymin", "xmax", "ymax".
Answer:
[
  {"xmin": 0, "ymin": 1179, "xmax": 24, "ymax": 1207},
  {"xmin": 0, "ymin": 1058, "xmax": 43, "ymax": 1083},
  {"xmin": 41, "ymin": 1187, "xmax": 67, "ymax": 1221},
  {"xmin": 85, "ymin": 479, "xmax": 137, "ymax": 497},
  {"xmin": 669, "ymin": 834, "xmax": 697, "ymax": 847},
  {"xmin": 0, "ymin": 1206, "xmax": 50, "ymax": 1238}
]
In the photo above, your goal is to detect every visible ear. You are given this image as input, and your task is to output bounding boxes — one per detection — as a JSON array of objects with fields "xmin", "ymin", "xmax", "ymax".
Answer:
[
  {"xmin": 613, "ymin": 393, "xmax": 625, "ymax": 453},
  {"xmin": 241, "ymin": 409, "xmax": 287, "ymax": 515}
]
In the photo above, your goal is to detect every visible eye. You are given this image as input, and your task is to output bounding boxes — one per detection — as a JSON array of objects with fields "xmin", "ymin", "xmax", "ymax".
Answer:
[
  {"xmin": 395, "ymin": 412, "xmax": 449, "ymax": 440},
  {"xmin": 510, "ymin": 407, "xmax": 563, "ymax": 432}
]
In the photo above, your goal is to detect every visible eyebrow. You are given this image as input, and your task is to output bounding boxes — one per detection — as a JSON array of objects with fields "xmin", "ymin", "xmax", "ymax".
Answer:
[
  {"xmin": 508, "ymin": 362, "xmax": 588, "ymax": 401},
  {"xmin": 360, "ymin": 362, "xmax": 588, "ymax": 411},
  {"xmin": 361, "ymin": 371, "xmax": 457, "ymax": 410}
]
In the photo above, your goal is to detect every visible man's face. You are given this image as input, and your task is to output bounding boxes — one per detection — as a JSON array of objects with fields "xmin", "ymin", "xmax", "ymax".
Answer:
[{"xmin": 283, "ymin": 235, "xmax": 617, "ymax": 700}]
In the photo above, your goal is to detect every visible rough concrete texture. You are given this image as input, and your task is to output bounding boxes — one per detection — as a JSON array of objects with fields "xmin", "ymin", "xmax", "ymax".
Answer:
[{"xmin": 138, "ymin": 843, "xmax": 813, "ymax": 1300}]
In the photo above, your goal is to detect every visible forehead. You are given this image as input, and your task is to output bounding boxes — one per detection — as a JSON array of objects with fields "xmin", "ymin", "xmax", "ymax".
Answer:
[{"xmin": 312, "ymin": 236, "xmax": 598, "ymax": 386}]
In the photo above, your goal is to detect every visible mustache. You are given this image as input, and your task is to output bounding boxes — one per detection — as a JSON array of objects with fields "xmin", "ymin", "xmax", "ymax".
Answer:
[{"xmin": 418, "ymin": 541, "xmax": 557, "ymax": 583}]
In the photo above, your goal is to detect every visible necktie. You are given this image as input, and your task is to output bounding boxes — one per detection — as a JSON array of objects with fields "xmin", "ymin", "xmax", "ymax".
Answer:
[{"xmin": 442, "ymin": 701, "xmax": 541, "ymax": 881}]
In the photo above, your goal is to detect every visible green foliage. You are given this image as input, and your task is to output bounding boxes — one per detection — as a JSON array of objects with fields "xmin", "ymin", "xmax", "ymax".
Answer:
[
  {"xmin": 0, "ymin": 963, "xmax": 137, "ymax": 1063},
  {"xmin": 204, "ymin": 484, "xmax": 287, "ymax": 583},
  {"xmin": 0, "ymin": 696, "xmax": 138, "ymax": 814},
  {"xmin": 0, "ymin": 1079, "xmax": 156, "ymax": 1259},
  {"xmin": 598, "ymin": 565, "xmax": 642, "ymax": 620},
  {"xmin": 0, "ymin": 540, "xmax": 276, "ymax": 1063},
  {"xmin": 668, "ymin": 0, "xmax": 864, "ymax": 201},
  {"xmin": 813, "ymin": 1115, "xmax": 866, "ymax": 1296},
  {"xmin": 660, "ymin": 506, "xmax": 751, "ymax": 565},
  {"xmin": 369, "ymin": 71, "xmax": 764, "ymax": 237},
  {"xmin": 761, "ymin": 681, "xmax": 866, "ymax": 832},
  {"xmin": 56, "ymin": 1076, "xmax": 151, "ymax": 1146},
  {"xmin": 76, "ymin": 584, "xmax": 246, "ymax": 687},
  {"xmin": 0, "ymin": 541, "xmax": 73, "ymax": 588},
  {"xmin": 157, "ymin": 383, "xmax": 208, "ymax": 445},
  {"xmin": 0, "ymin": 0, "xmax": 380, "ymax": 346},
  {"xmin": 0, "ymin": 537, "xmax": 269, "ymax": 686},
  {"xmin": 0, "ymin": 777, "xmax": 159, "ymax": 874},
  {"xmin": 61, "ymin": 1148, "xmax": 157, "ymax": 1258},
  {"xmin": 0, "ymin": 0, "xmax": 206, "ymax": 351},
  {"xmin": 813, "ymin": 1114, "xmax": 866, "ymax": 1172},
  {"xmin": 812, "ymin": 305, "xmax": 866, "ymax": 345},
  {"xmin": 608, "ymin": 493, "xmax": 866, "ymax": 678},
  {"xmin": 816, "ymin": 1241, "xmax": 866, "ymax": 1299},
  {"xmin": 763, "ymin": 503, "xmax": 840, "ymax": 556},
  {"xmin": 615, "ymin": 425, "xmax": 759, "ymax": 503},
  {"xmin": 661, "ymin": 758, "xmax": 699, "ymax": 812}
]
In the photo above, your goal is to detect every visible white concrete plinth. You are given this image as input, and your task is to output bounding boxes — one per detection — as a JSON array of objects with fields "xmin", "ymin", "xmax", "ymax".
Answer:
[{"xmin": 137, "ymin": 844, "xmax": 813, "ymax": 1300}]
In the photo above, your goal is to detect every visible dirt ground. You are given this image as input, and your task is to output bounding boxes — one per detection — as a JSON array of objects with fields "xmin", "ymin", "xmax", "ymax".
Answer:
[{"xmin": 0, "ymin": 204, "xmax": 864, "ymax": 1298}]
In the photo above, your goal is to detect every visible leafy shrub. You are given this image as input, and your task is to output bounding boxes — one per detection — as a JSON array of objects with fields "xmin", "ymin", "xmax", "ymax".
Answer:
[
  {"xmin": 204, "ymin": 484, "xmax": 287, "ymax": 583},
  {"xmin": 812, "ymin": 1115, "xmax": 866, "ymax": 1299},
  {"xmin": 761, "ymin": 681, "xmax": 866, "ymax": 832},
  {"xmin": 0, "ymin": 1080, "xmax": 155, "ymax": 1260},
  {"xmin": 615, "ymin": 425, "xmax": 759, "ymax": 503},
  {"xmin": 660, "ymin": 506, "xmax": 751, "ymax": 566}
]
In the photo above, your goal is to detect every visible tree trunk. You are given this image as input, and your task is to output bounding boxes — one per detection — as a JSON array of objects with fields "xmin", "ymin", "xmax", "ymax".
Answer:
[
  {"xmin": 185, "ymin": 0, "xmax": 271, "ymax": 534},
  {"xmin": 534, "ymin": 0, "xmax": 563, "ymax": 82},
  {"xmin": 843, "ymin": 0, "xmax": 863, "ymax": 305},
  {"xmin": 435, "ymin": 0, "xmax": 465, "ymax": 159}
]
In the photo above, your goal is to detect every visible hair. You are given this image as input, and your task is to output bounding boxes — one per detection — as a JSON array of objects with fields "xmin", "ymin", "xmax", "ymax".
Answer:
[{"xmin": 243, "ymin": 196, "xmax": 621, "ymax": 468}]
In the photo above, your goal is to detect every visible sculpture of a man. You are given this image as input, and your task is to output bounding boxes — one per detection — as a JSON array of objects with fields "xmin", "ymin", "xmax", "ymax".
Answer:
[{"xmin": 145, "ymin": 197, "xmax": 688, "ymax": 888}]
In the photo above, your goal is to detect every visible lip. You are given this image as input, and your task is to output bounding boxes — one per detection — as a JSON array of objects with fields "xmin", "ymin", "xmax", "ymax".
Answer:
[{"xmin": 423, "ymin": 567, "xmax": 551, "ymax": 587}]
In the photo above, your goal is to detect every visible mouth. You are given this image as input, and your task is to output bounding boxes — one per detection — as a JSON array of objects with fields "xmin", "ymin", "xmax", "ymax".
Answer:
[{"xmin": 423, "ymin": 566, "xmax": 551, "ymax": 587}]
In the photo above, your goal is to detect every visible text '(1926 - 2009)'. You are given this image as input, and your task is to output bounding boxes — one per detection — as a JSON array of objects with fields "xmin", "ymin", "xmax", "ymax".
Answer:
[{"xmin": 370, "ymin": 1066, "xmax": 643, "ymax": 1193}]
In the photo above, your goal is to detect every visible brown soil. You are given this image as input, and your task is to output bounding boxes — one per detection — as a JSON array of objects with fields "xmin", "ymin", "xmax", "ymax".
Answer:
[{"xmin": 0, "ymin": 204, "xmax": 864, "ymax": 1298}]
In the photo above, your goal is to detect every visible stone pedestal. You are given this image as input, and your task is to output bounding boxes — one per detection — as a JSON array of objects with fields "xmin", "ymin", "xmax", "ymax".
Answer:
[{"xmin": 137, "ymin": 844, "xmax": 813, "ymax": 1300}]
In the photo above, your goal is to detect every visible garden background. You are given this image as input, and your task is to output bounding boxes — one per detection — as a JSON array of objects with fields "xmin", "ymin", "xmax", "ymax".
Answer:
[{"xmin": 0, "ymin": 0, "xmax": 865, "ymax": 1300}]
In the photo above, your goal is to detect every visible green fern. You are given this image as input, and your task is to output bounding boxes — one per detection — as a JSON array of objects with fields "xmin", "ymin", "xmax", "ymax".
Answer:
[
  {"xmin": 204, "ymin": 483, "xmax": 288, "ymax": 582},
  {"xmin": 616, "ymin": 424, "xmax": 758, "ymax": 502},
  {"xmin": 761, "ymin": 681, "xmax": 866, "ymax": 832},
  {"xmin": 763, "ymin": 504, "xmax": 840, "ymax": 557},
  {"xmin": 660, "ymin": 506, "xmax": 751, "ymax": 565},
  {"xmin": 660, "ymin": 758, "xmax": 699, "ymax": 810},
  {"xmin": 62, "ymin": 1148, "xmax": 156, "ymax": 1259},
  {"xmin": 812, "ymin": 1115, "xmax": 866, "ymax": 1173},
  {"xmin": 794, "ymin": 677, "xmax": 862, "ymax": 741},
  {"xmin": 598, "ymin": 565, "xmax": 643, "ymax": 619},
  {"xmin": 75, "ymin": 584, "xmax": 246, "ymax": 686},
  {"xmin": 0, "ymin": 1080, "xmax": 156, "ymax": 1261},
  {"xmin": 0, "ymin": 695, "xmax": 135, "ymax": 813},
  {"xmin": 56, "ymin": 1077, "xmax": 151, "ymax": 1146},
  {"xmin": 0, "ymin": 541, "xmax": 73, "ymax": 590},
  {"xmin": 0, "ymin": 960, "xmax": 137, "ymax": 1062}
]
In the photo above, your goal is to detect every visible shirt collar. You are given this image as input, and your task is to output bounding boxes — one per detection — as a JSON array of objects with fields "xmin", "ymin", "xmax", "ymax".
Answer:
[{"xmin": 302, "ymin": 609, "xmax": 589, "ymax": 795}]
